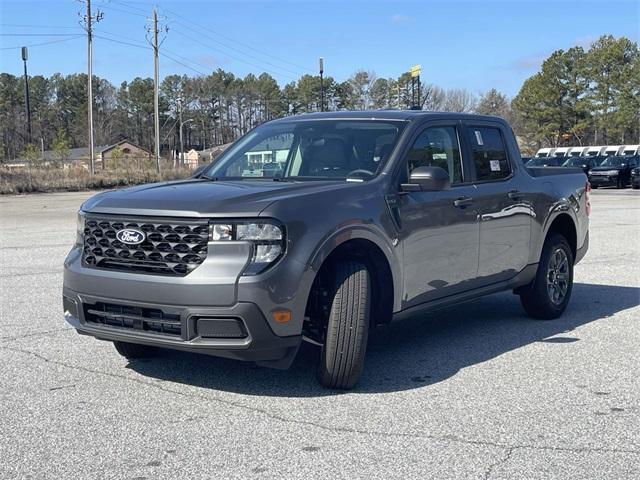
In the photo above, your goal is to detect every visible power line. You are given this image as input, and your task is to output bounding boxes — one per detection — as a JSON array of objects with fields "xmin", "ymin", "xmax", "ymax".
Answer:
[
  {"xmin": 160, "ymin": 6, "xmax": 314, "ymax": 74},
  {"xmin": 160, "ymin": 51, "xmax": 207, "ymax": 76},
  {"xmin": 94, "ymin": 3, "xmax": 147, "ymax": 18},
  {"xmin": 171, "ymin": 29, "xmax": 298, "ymax": 81},
  {"xmin": 0, "ymin": 24, "xmax": 83, "ymax": 29},
  {"xmin": 94, "ymin": 33, "xmax": 150, "ymax": 50},
  {"xmin": 94, "ymin": 28, "xmax": 214, "ymax": 73},
  {"xmin": 0, "ymin": 35, "xmax": 84, "ymax": 51},
  {"xmin": 0, "ymin": 33, "xmax": 86, "ymax": 36},
  {"xmin": 107, "ymin": 0, "xmax": 149, "ymax": 15},
  {"xmin": 169, "ymin": 19, "xmax": 306, "ymax": 78}
]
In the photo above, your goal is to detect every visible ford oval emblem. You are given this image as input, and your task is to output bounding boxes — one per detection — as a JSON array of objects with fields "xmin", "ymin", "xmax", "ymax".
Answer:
[{"xmin": 116, "ymin": 228, "xmax": 146, "ymax": 245}]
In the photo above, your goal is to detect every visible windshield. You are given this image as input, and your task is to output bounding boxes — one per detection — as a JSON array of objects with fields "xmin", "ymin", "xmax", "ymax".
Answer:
[
  {"xmin": 600, "ymin": 156, "xmax": 624, "ymax": 167},
  {"xmin": 204, "ymin": 119, "xmax": 406, "ymax": 181},
  {"xmin": 562, "ymin": 157, "xmax": 587, "ymax": 167}
]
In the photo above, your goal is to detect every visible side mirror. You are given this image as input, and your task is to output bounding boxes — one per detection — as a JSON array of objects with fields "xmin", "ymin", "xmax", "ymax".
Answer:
[{"xmin": 401, "ymin": 166, "xmax": 451, "ymax": 192}]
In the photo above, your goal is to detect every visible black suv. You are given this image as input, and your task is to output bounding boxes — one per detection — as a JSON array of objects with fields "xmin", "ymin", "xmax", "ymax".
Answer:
[
  {"xmin": 631, "ymin": 164, "xmax": 640, "ymax": 189},
  {"xmin": 588, "ymin": 155, "xmax": 640, "ymax": 188},
  {"xmin": 562, "ymin": 156, "xmax": 605, "ymax": 175}
]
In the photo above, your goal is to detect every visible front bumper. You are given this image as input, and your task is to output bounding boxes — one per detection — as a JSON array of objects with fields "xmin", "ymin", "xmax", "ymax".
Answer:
[
  {"xmin": 63, "ymin": 288, "xmax": 300, "ymax": 367},
  {"xmin": 589, "ymin": 174, "xmax": 618, "ymax": 186},
  {"xmin": 63, "ymin": 243, "xmax": 306, "ymax": 368}
]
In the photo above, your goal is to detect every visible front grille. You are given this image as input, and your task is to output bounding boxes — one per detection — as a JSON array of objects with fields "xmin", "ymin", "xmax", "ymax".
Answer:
[
  {"xmin": 82, "ymin": 216, "xmax": 209, "ymax": 276},
  {"xmin": 84, "ymin": 302, "xmax": 182, "ymax": 337}
]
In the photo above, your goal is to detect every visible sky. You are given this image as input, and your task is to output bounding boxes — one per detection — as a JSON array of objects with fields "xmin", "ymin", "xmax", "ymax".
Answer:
[{"xmin": 0, "ymin": 0, "xmax": 638, "ymax": 97}]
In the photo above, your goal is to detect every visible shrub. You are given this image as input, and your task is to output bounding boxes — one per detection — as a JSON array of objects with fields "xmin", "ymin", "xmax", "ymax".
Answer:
[{"xmin": 0, "ymin": 165, "xmax": 192, "ymax": 195}]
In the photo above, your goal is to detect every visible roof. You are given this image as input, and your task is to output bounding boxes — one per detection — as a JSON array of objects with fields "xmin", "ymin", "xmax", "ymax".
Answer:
[
  {"xmin": 40, "ymin": 145, "xmax": 109, "ymax": 162},
  {"xmin": 99, "ymin": 139, "xmax": 150, "ymax": 155},
  {"xmin": 268, "ymin": 110, "xmax": 505, "ymax": 123},
  {"xmin": 15, "ymin": 139, "xmax": 148, "ymax": 162}
]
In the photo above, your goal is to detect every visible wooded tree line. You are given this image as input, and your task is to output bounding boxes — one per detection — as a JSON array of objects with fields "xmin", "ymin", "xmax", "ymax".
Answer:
[{"xmin": 1, "ymin": 34, "xmax": 637, "ymax": 161}]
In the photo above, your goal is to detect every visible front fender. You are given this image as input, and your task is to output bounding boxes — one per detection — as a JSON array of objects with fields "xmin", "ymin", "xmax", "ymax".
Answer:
[{"xmin": 308, "ymin": 222, "xmax": 403, "ymax": 312}]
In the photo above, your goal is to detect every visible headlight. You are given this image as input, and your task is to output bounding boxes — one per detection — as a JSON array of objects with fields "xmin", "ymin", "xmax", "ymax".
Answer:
[
  {"xmin": 209, "ymin": 220, "xmax": 285, "ymax": 275},
  {"xmin": 76, "ymin": 210, "xmax": 86, "ymax": 246},
  {"xmin": 606, "ymin": 170, "xmax": 619, "ymax": 176}
]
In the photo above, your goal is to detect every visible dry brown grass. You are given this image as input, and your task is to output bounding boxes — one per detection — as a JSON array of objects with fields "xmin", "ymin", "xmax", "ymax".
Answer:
[{"xmin": 0, "ymin": 165, "xmax": 193, "ymax": 195}]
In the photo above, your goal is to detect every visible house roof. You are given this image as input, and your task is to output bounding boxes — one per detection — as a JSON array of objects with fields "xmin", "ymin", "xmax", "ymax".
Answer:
[
  {"xmin": 99, "ymin": 139, "xmax": 150, "ymax": 155},
  {"xmin": 16, "ymin": 139, "xmax": 148, "ymax": 162}
]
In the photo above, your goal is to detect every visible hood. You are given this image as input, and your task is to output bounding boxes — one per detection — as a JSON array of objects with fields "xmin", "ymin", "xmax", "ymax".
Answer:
[
  {"xmin": 82, "ymin": 178, "xmax": 360, "ymax": 218},
  {"xmin": 590, "ymin": 165, "xmax": 623, "ymax": 172}
]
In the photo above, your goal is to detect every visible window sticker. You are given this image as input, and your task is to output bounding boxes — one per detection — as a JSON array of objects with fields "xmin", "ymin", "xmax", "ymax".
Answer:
[
  {"xmin": 474, "ymin": 130, "xmax": 484, "ymax": 146},
  {"xmin": 490, "ymin": 160, "xmax": 501, "ymax": 172}
]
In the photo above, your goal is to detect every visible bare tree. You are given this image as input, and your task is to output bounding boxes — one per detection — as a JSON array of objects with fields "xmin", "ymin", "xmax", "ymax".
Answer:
[{"xmin": 442, "ymin": 88, "xmax": 477, "ymax": 113}]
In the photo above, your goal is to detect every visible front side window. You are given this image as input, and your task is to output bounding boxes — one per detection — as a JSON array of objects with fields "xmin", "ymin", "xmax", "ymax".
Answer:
[
  {"xmin": 205, "ymin": 120, "xmax": 406, "ymax": 181},
  {"xmin": 468, "ymin": 126, "xmax": 511, "ymax": 181},
  {"xmin": 405, "ymin": 126, "xmax": 463, "ymax": 184}
]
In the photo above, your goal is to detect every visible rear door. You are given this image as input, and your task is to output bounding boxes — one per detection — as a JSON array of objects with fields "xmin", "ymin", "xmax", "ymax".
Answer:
[
  {"xmin": 462, "ymin": 123, "xmax": 532, "ymax": 283},
  {"xmin": 394, "ymin": 122, "xmax": 480, "ymax": 307}
]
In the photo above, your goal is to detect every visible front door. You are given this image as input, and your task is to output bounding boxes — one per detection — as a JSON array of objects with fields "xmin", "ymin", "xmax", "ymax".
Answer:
[{"xmin": 395, "ymin": 124, "xmax": 480, "ymax": 308}]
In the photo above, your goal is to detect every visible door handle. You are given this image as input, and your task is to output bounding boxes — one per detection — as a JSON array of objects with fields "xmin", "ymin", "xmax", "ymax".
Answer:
[
  {"xmin": 508, "ymin": 189, "xmax": 523, "ymax": 200},
  {"xmin": 453, "ymin": 196, "xmax": 474, "ymax": 208}
]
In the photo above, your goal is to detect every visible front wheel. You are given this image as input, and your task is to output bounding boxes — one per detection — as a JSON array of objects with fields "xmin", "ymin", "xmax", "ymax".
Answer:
[
  {"xmin": 519, "ymin": 234, "xmax": 574, "ymax": 320},
  {"xmin": 317, "ymin": 260, "xmax": 370, "ymax": 389}
]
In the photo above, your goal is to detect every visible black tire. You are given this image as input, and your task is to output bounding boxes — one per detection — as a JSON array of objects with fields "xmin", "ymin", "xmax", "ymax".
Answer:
[
  {"xmin": 591, "ymin": 184, "xmax": 598, "ymax": 189},
  {"xmin": 113, "ymin": 341, "xmax": 158, "ymax": 359},
  {"xmin": 317, "ymin": 261, "xmax": 370, "ymax": 389},
  {"xmin": 616, "ymin": 177, "xmax": 624, "ymax": 189},
  {"xmin": 519, "ymin": 233, "xmax": 574, "ymax": 320}
]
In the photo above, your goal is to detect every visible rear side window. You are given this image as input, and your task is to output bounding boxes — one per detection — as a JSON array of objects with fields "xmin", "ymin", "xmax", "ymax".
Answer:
[{"xmin": 468, "ymin": 127, "xmax": 511, "ymax": 181}]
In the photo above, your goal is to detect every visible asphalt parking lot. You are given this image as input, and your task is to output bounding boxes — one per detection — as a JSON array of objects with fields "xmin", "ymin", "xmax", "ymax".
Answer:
[{"xmin": 1, "ymin": 188, "xmax": 638, "ymax": 479}]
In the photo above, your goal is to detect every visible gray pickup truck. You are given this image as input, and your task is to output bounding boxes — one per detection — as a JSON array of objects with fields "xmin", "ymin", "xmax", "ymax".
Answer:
[{"xmin": 63, "ymin": 111, "xmax": 590, "ymax": 389}]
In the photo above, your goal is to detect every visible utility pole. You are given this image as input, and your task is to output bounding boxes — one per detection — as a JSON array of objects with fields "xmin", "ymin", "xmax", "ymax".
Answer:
[
  {"xmin": 79, "ymin": 0, "xmax": 103, "ymax": 175},
  {"xmin": 147, "ymin": 9, "xmax": 167, "ymax": 173},
  {"xmin": 21, "ymin": 47, "xmax": 32, "ymax": 144},
  {"xmin": 178, "ymin": 98, "xmax": 184, "ymax": 167},
  {"xmin": 319, "ymin": 57, "xmax": 324, "ymax": 112}
]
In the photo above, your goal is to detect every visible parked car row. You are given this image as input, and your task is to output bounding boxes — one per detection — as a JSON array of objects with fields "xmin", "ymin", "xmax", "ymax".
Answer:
[
  {"xmin": 534, "ymin": 144, "xmax": 640, "ymax": 159},
  {"xmin": 525, "ymin": 154, "xmax": 640, "ymax": 189}
]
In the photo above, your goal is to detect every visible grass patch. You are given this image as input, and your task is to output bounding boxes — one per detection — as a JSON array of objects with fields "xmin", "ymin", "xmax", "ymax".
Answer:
[{"xmin": 0, "ymin": 166, "xmax": 193, "ymax": 195}]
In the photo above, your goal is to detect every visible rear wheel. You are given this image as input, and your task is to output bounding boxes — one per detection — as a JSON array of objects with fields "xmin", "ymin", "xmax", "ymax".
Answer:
[
  {"xmin": 519, "ymin": 234, "xmax": 574, "ymax": 320},
  {"xmin": 317, "ymin": 260, "xmax": 370, "ymax": 389},
  {"xmin": 113, "ymin": 341, "xmax": 158, "ymax": 359}
]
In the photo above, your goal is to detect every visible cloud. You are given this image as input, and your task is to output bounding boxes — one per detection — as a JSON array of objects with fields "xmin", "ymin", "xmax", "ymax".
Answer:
[{"xmin": 390, "ymin": 14, "xmax": 412, "ymax": 25}]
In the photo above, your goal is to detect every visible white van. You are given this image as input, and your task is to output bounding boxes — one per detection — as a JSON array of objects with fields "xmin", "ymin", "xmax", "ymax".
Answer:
[
  {"xmin": 534, "ymin": 148, "xmax": 555, "ymax": 157},
  {"xmin": 604, "ymin": 145, "xmax": 624, "ymax": 157},
  {"xmin": 567, "ymin": 147, "xmax": 588, "ymax": 157},
  {"xmin": 585, "ymin": 146, "xmax": 606, "ymax": 157},
  {"xmin": 621, "ymin": 145, "xmax": 640, "ymax": 156},
  {"xmin": 552, "ymin": 147, "xmax": 571, "ymax": 158}
]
